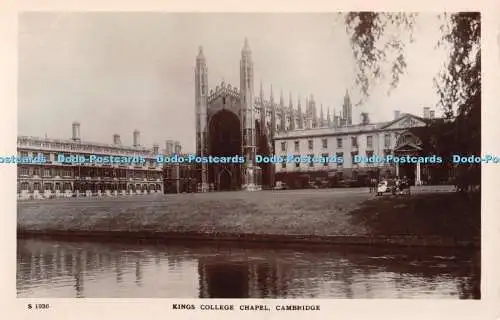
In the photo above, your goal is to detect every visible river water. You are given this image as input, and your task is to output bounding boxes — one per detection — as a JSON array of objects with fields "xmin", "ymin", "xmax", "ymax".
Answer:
[{"xmin": 17, "ymin": 238, "xmax": 480, "ymax": 299}]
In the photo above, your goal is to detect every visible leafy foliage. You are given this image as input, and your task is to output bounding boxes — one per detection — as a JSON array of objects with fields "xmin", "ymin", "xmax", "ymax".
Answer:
[
  {"xmin": 435, "ymin": 13, "xmax": 481, "ymax": 118},
  {"xmin": 341, "ymin": 12, "xmax": 418, "ymax": 105},
  {"xmin": 434, "ymin": 13, "xmax": 481, "ymax": 156},
  {"xmin": 342, "ymin": 12, "xmax": 480, "ymax": 120},
  {"xmin": 342, "ymin": 12, "xmax": 481, "ymax": 189}
]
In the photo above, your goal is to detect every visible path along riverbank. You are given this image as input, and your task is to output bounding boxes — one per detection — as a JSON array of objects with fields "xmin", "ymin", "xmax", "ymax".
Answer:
[{"xmin": 17, "ymin": 188, "xmax": 480, "ymax": 248}]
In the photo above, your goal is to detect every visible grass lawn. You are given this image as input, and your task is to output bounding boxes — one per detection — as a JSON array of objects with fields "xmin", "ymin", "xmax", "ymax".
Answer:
[
  {"xmin": 17, "ymin": 190, "xmax": 369, "ymax": 236},
  {"xmin": 349, "ymin": 192, "xmax": 480, "ymax": 240},
  {"xmin": 17, "ymin": 189, "xmax": 480, "ymax": 242}
]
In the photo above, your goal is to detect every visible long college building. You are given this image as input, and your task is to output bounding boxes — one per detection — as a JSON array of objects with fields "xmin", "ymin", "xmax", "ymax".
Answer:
[
  {"xmin": 17, "ymin": 122, "xmax": 164, "ymax": 200},
  {"xmin": 273, "ymin": 107, "xmax": 439, "ymax": 188}
]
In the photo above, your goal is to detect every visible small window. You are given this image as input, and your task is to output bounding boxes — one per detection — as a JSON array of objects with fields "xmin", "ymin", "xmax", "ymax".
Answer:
[
  {"xmin": 351, "ymin": 152, "xmax": 358, "ymax": 164},
  {"xmin": 322, "ymin": 139, "xmax": 328, "ymax": 149},
  {"xmin": 351, "ymin": 136, "xmax": 358, "ymax": 147},
  {"xmin": 367, "ymin": 136, "xmax": 373, "ymax": 148},
  {"xmin": 322, "ymin": 153, "xmax": 328, "ymax": 166},
  {"xmin": 336, "ymin": 152, "xmax": 343, "ymax": 167},
  {"xmin": 384, "ymin": 134, "xmax": 391, "ymax": 147}
]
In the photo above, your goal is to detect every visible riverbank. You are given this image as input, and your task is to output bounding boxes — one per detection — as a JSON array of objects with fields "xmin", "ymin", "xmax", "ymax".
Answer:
[{"xmin": 17, "ymin": 189, "xmax": 480, "ymax": 247}]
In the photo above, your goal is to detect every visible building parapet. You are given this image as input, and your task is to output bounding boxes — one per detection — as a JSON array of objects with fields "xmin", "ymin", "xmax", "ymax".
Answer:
[{"xmin": 17, "ymin": 136, "xmax": 158, "ymax": 158}]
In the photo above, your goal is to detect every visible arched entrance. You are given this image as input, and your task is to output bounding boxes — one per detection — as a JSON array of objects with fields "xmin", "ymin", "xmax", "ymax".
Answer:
[
  {"xmin": 218, "ymin": 168, "xmax": 232, "ymax": 191},
  {"xmin": 208, "ymin": 109, "xmax": 242, "ymax": 190},
  {"xmin": 399, "ymin": 163, "xmax": 416, "ymax": 182},
  {"xmin": 394, "ymin": 130, "xmax": 423, "ymax": 186}
]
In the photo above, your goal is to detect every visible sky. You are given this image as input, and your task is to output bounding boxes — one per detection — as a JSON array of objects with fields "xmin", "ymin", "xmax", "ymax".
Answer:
[{"xmin": 18, "ymin": 12, "xmax": 449, "ymax": 152}]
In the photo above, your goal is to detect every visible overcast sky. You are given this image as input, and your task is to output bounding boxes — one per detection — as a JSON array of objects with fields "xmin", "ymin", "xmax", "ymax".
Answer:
[{"xmin": 18, "ymin": 12, "xmax": 448, "ymax": 152}]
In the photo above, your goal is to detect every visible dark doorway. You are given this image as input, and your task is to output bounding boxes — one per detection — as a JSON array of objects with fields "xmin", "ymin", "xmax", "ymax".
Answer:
[
  {"xmin": 219, "ymin": 169, "xmax": 231, "ymax": 191},
  {"xmin": 399, "ymin": 163, "xmax": 416, "ymax": 184},
  {"xmin": 208, "ymin": 109, "xmax": 242, "ymax": 190}
]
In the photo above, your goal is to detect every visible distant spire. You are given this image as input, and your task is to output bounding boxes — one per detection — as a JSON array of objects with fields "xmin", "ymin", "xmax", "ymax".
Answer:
[
  {"xmin": 289, "ymin": 93, "xmax": 295, "ymax": 131},
  {"xmin": 197, "ymin": 46, "xmax": 205, "ymax": 60},
  {"xmin": 344, "ymin": 89, "xmax": 350, "ymax": 102},
  {"xmin": 297, "ymin": 95, "xmax": 303, "ymax": 129},
  {"xmin": 242, "ymin": 37, "xmax": 251, "ymax": 53},
  {"xmin": 279, "ymin": 88, "xmax": 284, "ymax": 106},
  {"xmin": 327, "ymin": 107, "xmax": 332, "ymax": 127},
  {"xmin": 270, "ymin": 84, "xmax": 274, "ymax": 102},
  {"xmin": 320, "ymin": 104, "xmax": 324, "ymax": 126},
  {"xmin": 260, "ymin": 80, "xmax": 266, "ymax": 124}
]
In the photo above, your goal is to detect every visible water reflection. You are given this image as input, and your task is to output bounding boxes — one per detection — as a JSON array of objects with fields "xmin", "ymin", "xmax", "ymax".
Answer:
[{"xmin": 17, "ymin": 238, "xmax": 480, "ymax": 299}]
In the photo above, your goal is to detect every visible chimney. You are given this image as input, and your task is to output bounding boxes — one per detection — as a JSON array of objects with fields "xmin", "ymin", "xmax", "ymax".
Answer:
[
  {"xmin": 174, "ymin": 141, "xmax": 182, "ymax": 154},
  {"xmin": 72, "ymin": 122, "xmax": 81, "ymax": 142},
  {"xmin": 394, "ymin": 110, "xmax": 401, "ymax": 120},
  {"xmin": 165, "ymin": 140, "xmax": 174, "ymax": 155},
  {"xmin": 423, "ymin": 107, "xmax": 430, "ymax": 119},
  {"xmin": 152, "ymin": 143, "xmax": 159, "ymax": 155},
  {"xmin": 133, "ymin": 130, "xmax": 140, "ymax": 147},
  {"xmin": 429, "ymin": 110, "xmax": 435, "ymax": 119},
  {"xmin": 113, "ymin": 134, "xmax": 121, "ymax": 145},
  {"xmin": 361, "ymin": 112, "xmax": 370, "ymax": 125}
]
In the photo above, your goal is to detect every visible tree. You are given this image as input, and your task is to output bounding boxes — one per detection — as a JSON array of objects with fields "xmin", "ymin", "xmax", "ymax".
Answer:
[
  {"xmin": 340, "ymin": 12, "xmax": 418, "ymax": 104},
  {"xmin": 341, "ymin": 12, "xmax": 480, "ymax": 116},
  {"xmin": 341, "ymin": 12, "xmax": 481, "ymax": 189}
]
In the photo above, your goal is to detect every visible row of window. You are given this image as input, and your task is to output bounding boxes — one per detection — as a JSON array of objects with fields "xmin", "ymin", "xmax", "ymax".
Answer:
[
  {"xmin": 17, "ymin": 151, "xmax": 159, "ymax": 167},
  {"xmin": 18, "ymin": 167, "xmax": 73, "ymax": 177},
  {"xmin": 279, "ymin": 150, "xmax": 392, "ymax": 169},
  {"xmin": 280, "ymin": 134, "xmax": 393, "ymax": 152},
  {"xmin": 18, "ymin": 182, "xmax": 162, "ymax": 191},
  {"xmin": 17, "ymin": 142, "xmax": 150, "ymax": 156},
  {"xmin": 19, "ymin": 182, "xmax": 73, "ymax": 191},
  {"xmin": 17, "ymin": 167, "xmax": 162, "ymax": 179}
]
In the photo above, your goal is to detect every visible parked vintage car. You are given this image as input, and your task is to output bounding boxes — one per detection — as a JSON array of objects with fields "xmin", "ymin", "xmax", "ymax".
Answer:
[
  {"xmin": 376, "ymin": 179, "xmax": 396, "ymax": 196},
  {"xmin": 273, "ymin": 181, "xmax": 289, "ymax": 190}
]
